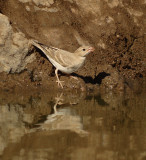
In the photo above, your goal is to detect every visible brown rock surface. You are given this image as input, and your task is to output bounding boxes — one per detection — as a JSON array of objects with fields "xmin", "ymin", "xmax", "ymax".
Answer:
[
  {"xmin": 0, "ymin": 0, "xmax": 145, "ymax": 91},
  {"xmin": 0, "ymin": 14, "xmax": 35, "ymax": 73}
]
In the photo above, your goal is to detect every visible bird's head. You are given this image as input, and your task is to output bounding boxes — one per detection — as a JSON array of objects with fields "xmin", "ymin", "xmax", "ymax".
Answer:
[{"xmin": 74, "ymin": 46, "xmax": 95, "ymax": 57}]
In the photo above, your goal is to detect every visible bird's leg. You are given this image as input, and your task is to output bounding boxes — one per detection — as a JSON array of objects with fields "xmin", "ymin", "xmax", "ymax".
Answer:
[
  {"xmin": 55, "ymin": 69, "xmax": 64, "ymax": 88},
  {"xmin": 53, "ymin": 102, "xmax": 57, "ymax": 114}
]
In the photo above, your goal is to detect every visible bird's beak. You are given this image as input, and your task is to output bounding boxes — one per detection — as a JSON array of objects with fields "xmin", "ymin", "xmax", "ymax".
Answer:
[{"xmin": 87, "ymin": 47, "xmax": 95, "ymax": 53}]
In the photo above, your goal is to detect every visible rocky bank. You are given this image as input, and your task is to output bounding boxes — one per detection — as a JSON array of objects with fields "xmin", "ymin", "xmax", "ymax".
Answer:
[{"xmin": 0, "ymin": 0, "xmax": 145, "ymax": 92}]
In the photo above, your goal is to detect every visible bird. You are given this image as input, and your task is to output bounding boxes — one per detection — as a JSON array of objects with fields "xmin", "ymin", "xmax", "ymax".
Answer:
[
  {"xmin": 30, "ymin": 40, "xmax": 95, "ymax": 88},
  {"xmin": 30, "ymin": 93, "xmax": 89, "ymax": 136}
]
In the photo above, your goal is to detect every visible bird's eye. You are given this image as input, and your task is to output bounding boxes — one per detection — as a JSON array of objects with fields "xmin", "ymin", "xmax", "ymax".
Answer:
[{"xmin": 82, "ymin": 49, "xmax": 86, "ymax": 51}]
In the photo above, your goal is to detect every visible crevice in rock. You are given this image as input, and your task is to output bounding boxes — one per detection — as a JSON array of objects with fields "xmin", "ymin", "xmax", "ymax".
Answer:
[
  {"xmin": 24, "ymin": 48, "xmax": 35, "ymax": 58},
  {"xmin": 125, "ymin": 36, "xmax": 136, "ymax": 53}
]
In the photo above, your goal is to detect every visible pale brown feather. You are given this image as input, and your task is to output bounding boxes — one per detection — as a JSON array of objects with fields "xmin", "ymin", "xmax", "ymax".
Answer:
[{"xmin": 31, "ymin": 40, "xmax": 82, "ymax": 68}]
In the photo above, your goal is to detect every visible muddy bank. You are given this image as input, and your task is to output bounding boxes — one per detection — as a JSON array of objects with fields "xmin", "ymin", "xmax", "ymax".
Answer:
[{"xmin": 0, "ymin": 0, "xmax": 145, "ymax": 91}]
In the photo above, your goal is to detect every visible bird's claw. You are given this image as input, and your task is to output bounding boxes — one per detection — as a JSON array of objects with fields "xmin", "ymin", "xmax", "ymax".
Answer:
[
  {"xmin": 55, "ymin": 93, "xmax": 64, "ymax": 104},
  {"xmin": 56, "ymin": 80, "xmax": 64, "ymax": 88}
]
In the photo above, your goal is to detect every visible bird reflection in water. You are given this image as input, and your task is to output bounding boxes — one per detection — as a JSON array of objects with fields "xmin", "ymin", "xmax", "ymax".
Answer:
[{"xmin": 33, "ymin": 93, "xmax": 88, "ymax": 136}]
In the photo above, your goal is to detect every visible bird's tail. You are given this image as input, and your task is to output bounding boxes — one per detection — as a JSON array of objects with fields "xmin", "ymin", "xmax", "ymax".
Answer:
[
  {"xmin": 29, "ymin": 39, "xmax": 49, "ymax": 53},
  {"xmin": 28, "ymin": 39, "xmax": 38, "ymax": 49},
  {"xmin": 29, "ymin": 39, "xmax": 41, "ymax": 47}
]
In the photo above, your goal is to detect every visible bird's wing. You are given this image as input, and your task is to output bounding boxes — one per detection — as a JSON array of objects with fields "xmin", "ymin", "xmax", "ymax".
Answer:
[{"xmin": 31, "ymin": 40, "xmax": 76, "ymax": 67}]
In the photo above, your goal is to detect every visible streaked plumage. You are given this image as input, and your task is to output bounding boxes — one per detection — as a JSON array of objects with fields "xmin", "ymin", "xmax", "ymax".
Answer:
[{"xmin": 31, "ymin": 40, "xmax": 94, "ymax": 88}]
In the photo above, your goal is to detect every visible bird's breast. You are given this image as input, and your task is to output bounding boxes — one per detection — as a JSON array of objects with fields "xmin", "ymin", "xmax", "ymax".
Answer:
[{"xmin": 60, "ymin": 58, "xmax": 85, "ymax": 74}]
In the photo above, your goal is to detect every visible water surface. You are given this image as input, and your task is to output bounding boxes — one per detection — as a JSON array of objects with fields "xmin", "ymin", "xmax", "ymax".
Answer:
[{"xmin": 0, "ymin": 90, "xmax": 145, "ymax": 160}]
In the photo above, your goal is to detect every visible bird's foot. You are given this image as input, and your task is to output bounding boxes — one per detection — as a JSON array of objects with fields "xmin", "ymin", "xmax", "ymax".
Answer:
[
  {"xmin": 55, "ymin": 93, "xmax": 64, "ymax": 105},
  {"xmin": 56, "ymin": 80, "xmax": 64, "ymax": 88},
  {"xmin": 70, "ymin": 76, "xmax": 78, "ymax": 81}
]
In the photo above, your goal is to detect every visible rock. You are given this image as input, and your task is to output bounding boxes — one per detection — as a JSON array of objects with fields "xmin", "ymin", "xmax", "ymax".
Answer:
[
  {"xmin": 0, "ymin": 14, "xmax": 35, "ymax": 73},
  {"xmin": 19, "ymin": 0, "xmax": 54, "ymax": 7}
]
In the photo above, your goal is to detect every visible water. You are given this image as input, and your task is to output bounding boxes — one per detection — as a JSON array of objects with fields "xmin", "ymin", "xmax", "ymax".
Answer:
[{"xmin": 0, "ymin": 90, "xmax": 145, "ymax": 160}]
